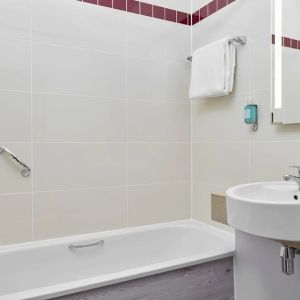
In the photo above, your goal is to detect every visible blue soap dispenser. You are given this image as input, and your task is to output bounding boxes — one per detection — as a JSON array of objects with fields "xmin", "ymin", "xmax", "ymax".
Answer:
[{"xmin": 244, "ymin": 103, "xmax": 258, "ymax": 131}]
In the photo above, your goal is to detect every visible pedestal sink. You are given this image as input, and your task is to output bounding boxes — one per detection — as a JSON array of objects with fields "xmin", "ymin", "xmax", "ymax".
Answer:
[{"xmin": 226, "ymin": 182, "xmax": 300, "ymax": 242}]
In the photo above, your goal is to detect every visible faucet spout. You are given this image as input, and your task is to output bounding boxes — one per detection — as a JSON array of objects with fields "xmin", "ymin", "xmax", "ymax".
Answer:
[
  {"xmin": 283, "ymin": 174, "xmax": 300, "ymax": 191},
  {"xmin": 283, "ymin": 166, "xmax": 300, "ymax": 191}
]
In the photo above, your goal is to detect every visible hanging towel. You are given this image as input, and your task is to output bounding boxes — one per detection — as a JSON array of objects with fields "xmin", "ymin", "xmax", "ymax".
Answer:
[{"xmin": 189, "ymin": 38, "xmax": 236, "ymax": 100}]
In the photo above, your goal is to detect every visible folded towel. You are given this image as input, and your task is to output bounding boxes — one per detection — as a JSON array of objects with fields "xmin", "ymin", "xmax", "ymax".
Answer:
[{"xmin": 189, "ymin": 38, "xmax": 236, "ymax": 100}]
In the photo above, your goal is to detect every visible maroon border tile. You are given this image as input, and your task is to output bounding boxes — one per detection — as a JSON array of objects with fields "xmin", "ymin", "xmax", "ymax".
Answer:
[
  {"xmin": 208, "ymin": 0, "xmax": 218, "ymax": 15},
  {"xmin": 199, "ymin": 6, "xmax": 208, "ymax": 20},
  {"xmin": 291, "ymin": 39, "xmax": 298, "ymax": 49},
  {"xmin": 153, "ymin": 5, "xmax": 164, "ymax": 20},
  {"xmin": 83, "ymin": 0, "xmax": 97, "ymax": 4},
  {"xmin": 113, "ymin": 0, "xmax": 126, "ymax": 11},
  {"xmin": 99, "ymin": 0, "xmax": 112, "ymax": 7},
  {"xmin": 283, "ymin": 37, "xmax": 291, "ymax": 47},
  {"xmin": 273, "ymin": 35, "xmax": 300, "ymax": 51},
  {"xmin": 218, "ymin": 0, "xmax": 227, "ymax": 10},
  {"xmin": 165, "ymin": 8, "xmax": 176, "ymax": 23},
  {"xmin": 177, "ymin": 11, "xmax": 188, "ymax": 25},
  {"xmin": 83, "ymin": 0, "xmax": 98, "ymax": 5},
  {"xmin": 192, "ymin": 10, "xmax": 200, "ymax": 25},
  {"xmin": 140, "ymin": 2, "xmax": 152, "ymax": 17},
  {"xmin": 127, "ymin": 0, "xmax": 139, "ymax": 14},
  {"xmin": 81, "ymin": 0, "xmax": 237, "ymax": 26}
]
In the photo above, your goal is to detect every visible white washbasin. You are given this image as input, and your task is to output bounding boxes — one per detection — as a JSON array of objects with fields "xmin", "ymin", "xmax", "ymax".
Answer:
[{"xmin": 226, "ymin": 182, "xmax": 300, "ymax": 241}]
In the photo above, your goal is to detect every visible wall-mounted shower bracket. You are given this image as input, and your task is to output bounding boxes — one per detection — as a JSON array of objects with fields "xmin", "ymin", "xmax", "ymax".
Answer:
[{"xmin": 0, "ymin": 146, "xmax": 31, "ymax": 177}]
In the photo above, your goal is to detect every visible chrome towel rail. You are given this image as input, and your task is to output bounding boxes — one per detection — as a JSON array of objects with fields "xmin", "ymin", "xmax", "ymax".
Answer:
[
  {"xmin": 187, "ymin": 35, "xmax": 247, "ymax": 62},
  {"xmin": 0, "ymin": 146, "xmax": 31, "ymax": 177}
]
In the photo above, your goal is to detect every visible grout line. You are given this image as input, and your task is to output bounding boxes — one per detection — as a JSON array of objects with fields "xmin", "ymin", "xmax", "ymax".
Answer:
[
  {"xmin": 0, "ymin": 181, "xmax": 191, "ymax": 197},
  {"xmin": 248, "ymin": 37, "xmax": 252, "ymax": 184},
  {"xmin": 0, "ymin": 89, "xmax": 190, "ymax": 105},
  {"xmin": 125, "ymin": 15, "xmax": 129, "ymax": 228},
  {"xmin": 190, "ymin": 0, "xmax": 193, "ymax": 219},
  {"xmin": 29, "ymin": 0, "xmax": 34, "ymax": 242},
  {"xmin": 29, "ymin": 141, "xmax": 191, "ymax": 144},
  {"xmin": 5, "ymin": 140, "xmax": 300, "ymax": 145},
  {"xmin": 191, "ymin": 141, "xmax": 250, "ymax": 144}
]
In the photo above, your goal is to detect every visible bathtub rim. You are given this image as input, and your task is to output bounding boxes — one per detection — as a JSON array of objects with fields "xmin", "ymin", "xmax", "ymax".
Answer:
[{"xmin": 0, "ymin": 219, "xmax": 234, "ymax": 300}]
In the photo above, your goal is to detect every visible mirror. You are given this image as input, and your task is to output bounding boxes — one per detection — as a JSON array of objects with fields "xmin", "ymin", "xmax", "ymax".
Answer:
[{"xmin": 272, "ymin": 0, "xmax": 300, "ymax": 124}]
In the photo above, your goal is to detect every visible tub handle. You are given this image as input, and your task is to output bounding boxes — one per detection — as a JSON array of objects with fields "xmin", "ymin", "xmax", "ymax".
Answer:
[{"xmin": 68, "ymin": 240, "xmax": 104, "ymax": 250}]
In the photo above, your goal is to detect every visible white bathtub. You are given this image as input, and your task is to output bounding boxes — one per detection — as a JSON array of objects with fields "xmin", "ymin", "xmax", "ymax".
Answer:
[{"xmin": 0, "ymin": 220, "xmax": 234, "ymax": 300}]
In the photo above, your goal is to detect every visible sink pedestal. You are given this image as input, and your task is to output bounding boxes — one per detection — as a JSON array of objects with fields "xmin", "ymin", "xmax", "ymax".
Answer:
[{"xmin": 235, "ymin": 231, "xmax": 300, "ymax": 300}]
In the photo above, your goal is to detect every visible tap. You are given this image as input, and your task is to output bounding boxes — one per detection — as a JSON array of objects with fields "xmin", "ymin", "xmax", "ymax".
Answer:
[{"xmin": 284, "ymin": 166, "xmax": 300, "ymax": 191}]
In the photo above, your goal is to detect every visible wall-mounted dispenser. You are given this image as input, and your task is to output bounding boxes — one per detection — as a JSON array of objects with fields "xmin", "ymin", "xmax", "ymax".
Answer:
[{"xmin": 244, "ymin": 104, "xmax": 258, "ymax": 131}]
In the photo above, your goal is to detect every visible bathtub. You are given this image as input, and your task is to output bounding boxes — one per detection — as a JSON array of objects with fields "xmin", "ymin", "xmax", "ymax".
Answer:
[{"xmin": 0, "ymin": 220, "xmax": 234, "ymax": 300}]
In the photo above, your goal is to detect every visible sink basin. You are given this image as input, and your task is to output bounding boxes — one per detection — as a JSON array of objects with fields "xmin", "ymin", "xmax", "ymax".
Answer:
[{"xmin": 226, "ymin": 182, "xmax": 300, "ymax": 241}]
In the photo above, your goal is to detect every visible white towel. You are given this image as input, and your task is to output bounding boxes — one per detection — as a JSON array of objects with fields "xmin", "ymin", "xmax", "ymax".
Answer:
[{"xmin": 189, "ymin": 38, "xmax": 236, "ymax": 100}]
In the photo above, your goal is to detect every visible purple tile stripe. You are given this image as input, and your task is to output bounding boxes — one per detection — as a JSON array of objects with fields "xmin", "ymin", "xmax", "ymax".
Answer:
[
  {"xmin": 78, "ymin": 0, "xmax": 236, "ymax": 26},
  {"xmin": 272, "ymin": 34, "xmax": 300, "ymax": 51}
]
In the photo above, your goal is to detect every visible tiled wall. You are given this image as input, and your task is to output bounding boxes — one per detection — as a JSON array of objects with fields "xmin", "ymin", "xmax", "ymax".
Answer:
[
  {"xmin": 0, "ymin": 0, "xmax": 191, "ymax": 245},
  {"xmin": 191, "ymin": 0, "xmax": 300, "ymax": 229},
  {"xmin": 3, "ymin": 0, "xmax": 296, "ymax": 244}
]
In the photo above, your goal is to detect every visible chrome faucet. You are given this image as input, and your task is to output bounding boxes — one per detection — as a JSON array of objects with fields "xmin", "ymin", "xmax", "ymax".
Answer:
[{"xmin": 284, "ymin": 166, "xmax": 300, "ymax": 190}]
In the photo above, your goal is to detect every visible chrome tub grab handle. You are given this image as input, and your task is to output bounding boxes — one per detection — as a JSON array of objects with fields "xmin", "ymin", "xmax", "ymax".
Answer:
[
  {"xmin": 68, "ymin": 240, "xmax": 104, "ymax": 250},
  {"xmin": 0, "ymin": 146, "xmax": 31, "ymax": 177}
]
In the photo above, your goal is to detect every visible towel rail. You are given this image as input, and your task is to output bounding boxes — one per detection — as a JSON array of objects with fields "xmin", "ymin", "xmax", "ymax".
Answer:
[
  {"xmin": 0, "ymin": 146, "xmax": 31, "ymax": 177},
  {"xmin": 187, "ymin": 36, "xmax": 247, "ymax": 62}
]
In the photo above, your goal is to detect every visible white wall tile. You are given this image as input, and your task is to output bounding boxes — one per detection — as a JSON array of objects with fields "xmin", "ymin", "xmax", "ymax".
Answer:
[
  {"xmin": 33, "ymin": 143, "xmax": 127, "ymax": 191},
  {"xmin": 250, "ymin": 141, "xmax": 300, "ymax": 182},
  {"xmin": 128, "ymin": 57, "xmax": 190, "ymax": 102},
  {"xmin": 192, "ymin": 94, "xmax": 249, "ymax": 142},
  {"xmin": 0, "ymin": 38, "xmax": 30, "ymax": 91},
  {"xmin": 33, "ymin": 93, "xmax": 127, "ymax": 142},
  {"xmin": 0, "ymin": 0, "xmax": 30, "ymax": 40},
  {"xmin": 128, "ymin": 182, "xmax": 191, "ymax": 226},
  {"xmin": 250, "ymin": 36, "xmax": 272, "ymax": 92},
  {"xmin": 0, "ymin": 193, "xmax": 32, "ymax": 245},
  {"xmin": 128, "ymin": 143, "xmax": 190, "ymax": 185},
  {"xmin": 0, "ymin": 91, "xmax": 31, "ymax": 142},
  {"xmin": 128, "ymin": 101, "xmax": 190, "ymax": 142},
  {"xmin": 33, "ymin": 186, "xmax": 127, "ymax": 239},
  {"xmin": 32, "ymin": 43, "xmax": 127, "ymax": 98},
  {"xmin": 128, "ymin": 14, "xmax": 190, "ymax": 62},
  {"xmin": 0, "ymin": 143, "xmax": 31, "ymax": 195},
  {"xmin": 32, "ymin": 0, "xmax": 128, "ymax": 54},
  {"xmin": 192, "ymin": 142, "xmax": 249, "ymax": 186}
]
